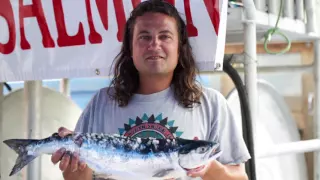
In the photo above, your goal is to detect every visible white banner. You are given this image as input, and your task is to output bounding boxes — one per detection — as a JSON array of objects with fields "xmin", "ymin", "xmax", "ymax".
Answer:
[{"xmin": 0, "ymin": 0, "xmax": 227, "ymax": 82}]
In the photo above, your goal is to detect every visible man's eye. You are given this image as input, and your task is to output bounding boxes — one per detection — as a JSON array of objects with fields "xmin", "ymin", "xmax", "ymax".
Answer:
[
  {"xmin": 160, "ymin": 35, "xmax": 170, "ymax": 40},
  {"xmin": 140, "ymin": 36, "xmax": 151, "ymax": 40}
]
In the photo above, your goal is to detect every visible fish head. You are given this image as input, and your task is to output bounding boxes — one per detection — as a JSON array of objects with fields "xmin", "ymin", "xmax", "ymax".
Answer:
[{"xmin": 176, "ymin": 138, "xmax": 221, "ymax": 170}]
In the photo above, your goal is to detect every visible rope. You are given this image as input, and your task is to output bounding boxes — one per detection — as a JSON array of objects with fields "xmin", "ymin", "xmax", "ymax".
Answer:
[{"xmin": 263, "ymin": 0, "xmax": 291, "ymax": 54}]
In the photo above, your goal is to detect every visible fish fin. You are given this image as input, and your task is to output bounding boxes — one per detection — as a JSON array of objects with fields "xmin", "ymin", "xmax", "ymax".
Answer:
[
  {"xmin": 3, "ymin": 139, "xmax": 38, "ymax": 176},
  {"xmin": 94, "ymin": 170, "xmax": 150, "ymax": 180},
  {"xmin": 152, "ymin": 168, "xmax": 175, "ymax": 178},
  {"xmin": 94, "ymin": 173, "xmax": 114, "ymax": 179}
]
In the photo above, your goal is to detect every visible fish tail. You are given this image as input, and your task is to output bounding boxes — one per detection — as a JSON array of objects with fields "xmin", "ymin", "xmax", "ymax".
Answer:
[{"xmin": 3, "ymin": 139, "xmax": 39, "ymax": 176}]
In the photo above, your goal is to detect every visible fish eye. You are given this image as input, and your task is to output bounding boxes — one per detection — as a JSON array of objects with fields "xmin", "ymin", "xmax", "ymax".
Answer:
[{"xmin": 196, "ymin": 146, "xmax": 209, "ymax": 154}]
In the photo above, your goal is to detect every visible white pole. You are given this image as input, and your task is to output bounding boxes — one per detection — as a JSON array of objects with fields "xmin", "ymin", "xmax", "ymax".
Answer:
[
  {"xmin": 257, "ymin": 139, "xmax": 320, "ymax": 158},
  {"xmin": 24, "ymin": 81, "xmax": 42, "ymax": 180},
  {"xmin": 305, "ymin": 0, "xmax": 317, "ymax": 35},
  {"xmin": 243, "ymin": 0, "xmax": 258, "ymax": 138},
  {"xmin": 305, "ymin": 1, "xmax": 319, "ymax": 180},
  {"xmin": 295, "ymin": 0, "xmax": 304, "ymax": 21},
  {"xmin": 60, "ymin": 79, "xmax": 70, "ymax": 97},
  {"xmin": 283, "ymin": 0, "xmax": 294, "ymax": 18},
  {"xmin": 313, "ymin": 40, "xmax": 320, "ymax": 180},
  {"xmin": 242, "ymin": 1, "xmax": 258, "ymax": 179},
  {"xmin": 0, "ymin": 83, "xmax": 3, "ymax": 180},
  {"xmin": 254, "ymin": 0, "xmax": 265, "ymax": 11},
  {"xmin": 268, "ymin": 0, "xmax": 279, "ymax": 15}
]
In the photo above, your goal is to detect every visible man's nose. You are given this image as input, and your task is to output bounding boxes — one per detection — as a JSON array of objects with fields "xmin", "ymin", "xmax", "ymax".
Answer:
[{"xmin": 147, "ymin": 37, "xmax": 161, "ymax": 50}]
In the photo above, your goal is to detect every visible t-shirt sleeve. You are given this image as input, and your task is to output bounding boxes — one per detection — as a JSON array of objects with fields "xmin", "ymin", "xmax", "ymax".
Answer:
[
  {"xmin": 74, "ymin": 90, "xmax": 100, "ymax": 133},
  {"xmin": 209, "ymin": 91, "xmax": 251, "ymax": 165}
]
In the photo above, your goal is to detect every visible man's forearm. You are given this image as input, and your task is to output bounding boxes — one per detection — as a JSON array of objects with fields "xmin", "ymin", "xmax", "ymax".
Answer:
[
  {"xmin": 200, "ymin": 163, "xmax": 248, "ymax": 180},
  {"xmin": 222, "ymin": 164, "xmax": 248, "ymax": 180}
]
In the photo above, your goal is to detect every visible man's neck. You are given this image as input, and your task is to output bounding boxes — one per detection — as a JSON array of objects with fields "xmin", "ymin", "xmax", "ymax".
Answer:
[{"xmin": 137, "ymin": 74, "xmax": 173, "ymax": 94}]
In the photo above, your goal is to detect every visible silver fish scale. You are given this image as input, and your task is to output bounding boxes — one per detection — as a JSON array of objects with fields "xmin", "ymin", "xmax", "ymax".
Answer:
[{"xmin": 78, "ymin": 133, "xmax": 179, "ymax": 154}]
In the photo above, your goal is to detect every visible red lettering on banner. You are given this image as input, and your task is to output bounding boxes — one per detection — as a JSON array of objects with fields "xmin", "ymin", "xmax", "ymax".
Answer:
[
  {"xmin": 184, "ymin": 0, "xmax": 198, "ymax": 37},
  {"xmin": 96, "ymin": 0, "xmax": 141, "ymax": 41},
  {"xmin": 113, "ymin": 0, "xmax": 126, "ymax": 42},
  {"xmin": 96, "ymin": 0, "xmax": 109, "ymax": 31},
  {"xmin": 19, "ymin": 0, "xmax": 55, "ymax": 50},
  {"xmin": 53, "ymin": 0, "xmax": 85, "ymax": 47},
  {"xmin": 0, "ymin": 0, "xmax": 16, "ymax": 54},
  {"xmin": 131, "ymin": 0, "xmax": 141, "ymax": 8},
  {"xmin": 204, "ymin": 0, "xmax": 220, "ymax": 35},
  {"xmin": 85, "ymin": 0, "xmax": 102, "ymax": 44},
  {"xmin": 164, "ymin": 0, "xmax": 175, "ymax": 5},
  {"xmin": 102, "ymin": 0, "xmax": 142, "ymax": 42},
  {"xmin": 164, "ymin": 0, "xmax": 198, "ymax": 37},
  {"xmin": 0, "ymin": 0, "xmax": 219, "ymax": 54}
]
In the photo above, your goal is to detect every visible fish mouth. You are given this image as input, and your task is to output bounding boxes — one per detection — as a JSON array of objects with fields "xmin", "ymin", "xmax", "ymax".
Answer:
[
  {"xmin": 209, "ymin": 148, "xmax": 217, "ymax": 158},
  {"xmin": 182, "ymin": 165, "xmax": 205, "ymax": 172},
  {"xmin": 209, "ymin": 146, "xmax": 221, "ymax": 159},
  {"xmin": 182, "ymin": 147, "xmax": 220, "ymax": 172}
]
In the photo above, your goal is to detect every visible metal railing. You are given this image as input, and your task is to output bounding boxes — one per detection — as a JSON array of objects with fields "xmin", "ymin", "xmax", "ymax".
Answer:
[
  {"xmin": 254, "ymin": 0, "xmax": 305, "ymax": 21},
  {"xmin": 241, "ymin": 0, "xmax": 320, "ymax": 180},
  {"xmin": 252, "ymin": 0, "xmax": 316, "ymax": 34}
]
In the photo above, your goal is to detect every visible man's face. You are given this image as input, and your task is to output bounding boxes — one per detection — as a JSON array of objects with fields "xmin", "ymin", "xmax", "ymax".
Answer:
[{"xmin": 131, "ymin": 12, "xmax": 179, "ymax": 77}]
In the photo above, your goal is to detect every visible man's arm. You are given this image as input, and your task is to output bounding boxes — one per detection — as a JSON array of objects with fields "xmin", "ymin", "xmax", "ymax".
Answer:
[
  {"xmin": 187, "ymin": 161, "xmax": 248, "ymax": 180},
  {"xmin": 194, "ymin": 89, "xmax": 251, "ymax": 180},
  {"xmin": 225, "ymin": 163, "xmax": 248, "ymax": 180}
]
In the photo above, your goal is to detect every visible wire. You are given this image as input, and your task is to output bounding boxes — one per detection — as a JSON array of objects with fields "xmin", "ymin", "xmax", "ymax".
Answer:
[
  {"xmin": 263, "ymin": 0, "xmax": 291, "ymax": 54},
  {"xmin": 4, "ymin": 82, "xmax": 12, "ymax": 92}
]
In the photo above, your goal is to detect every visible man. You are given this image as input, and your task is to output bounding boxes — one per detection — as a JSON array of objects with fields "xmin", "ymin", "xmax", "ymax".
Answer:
[{"xmin": 51, "ymin": 0, "xmax": 251, "ymax": 179}]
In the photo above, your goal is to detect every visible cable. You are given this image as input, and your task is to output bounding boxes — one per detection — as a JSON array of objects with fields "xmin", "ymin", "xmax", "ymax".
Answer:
[
  {"xmin": 4, "ymin": 82, "xmax": 12, "ymax": 92},
  {"xmin": 223, "ymin": 55, "xmax": 257, "ymax": 180},
  {"xmin": 263, "ymin": 0, "xmax": 291, "ymax": 54}
]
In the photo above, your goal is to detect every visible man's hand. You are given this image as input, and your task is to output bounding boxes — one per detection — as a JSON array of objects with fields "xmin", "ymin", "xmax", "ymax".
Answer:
[
  {"xmin": 187, "ymin": 160, "xmax": 248, "ymax": 180},
  {"xmin": 51, "ymin": 127, "xmax": 93, "ymax": 180},
  {"xmin": 187, "ymin": 137, "xmax": 248, "ymax": 180}
]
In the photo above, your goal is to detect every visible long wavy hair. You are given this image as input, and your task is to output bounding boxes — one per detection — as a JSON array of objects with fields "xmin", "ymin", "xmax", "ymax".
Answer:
[{"xmin": 108, "ymin": 0, "xmax": 202, "ymax": 108}]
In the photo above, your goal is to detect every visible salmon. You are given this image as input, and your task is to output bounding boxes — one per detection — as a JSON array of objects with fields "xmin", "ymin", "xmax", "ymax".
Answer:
[{"xmin": 3, "ymin": 132, "xmax": 222, "ymax": 180}]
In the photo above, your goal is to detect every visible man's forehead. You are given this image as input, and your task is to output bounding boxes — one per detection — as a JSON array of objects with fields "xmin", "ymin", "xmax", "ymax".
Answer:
[{"xmin": 134, "ymin": 13, "xmax": 177, "ymax": 30}]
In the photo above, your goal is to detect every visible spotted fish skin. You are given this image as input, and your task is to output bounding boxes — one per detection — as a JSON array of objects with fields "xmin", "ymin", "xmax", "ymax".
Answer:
[
  {"xmin": 78, "ymin": 132, "xmax": 181, "ymax": 153},
  {"xmin": 3, "ymin": 132, "xmax": 222, "ymax": 180}
]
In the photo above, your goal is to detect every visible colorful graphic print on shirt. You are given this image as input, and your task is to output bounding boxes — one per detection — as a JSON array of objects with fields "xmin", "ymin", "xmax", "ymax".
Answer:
[{"xmin": 118, "ymin": 113, "xmax": 184, "ymax": 139}]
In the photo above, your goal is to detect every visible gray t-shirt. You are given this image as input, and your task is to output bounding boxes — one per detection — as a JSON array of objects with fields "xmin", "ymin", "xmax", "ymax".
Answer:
[{"xmin": 74, "ymin": 85, "xmax": 251, "ymax": 179}]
